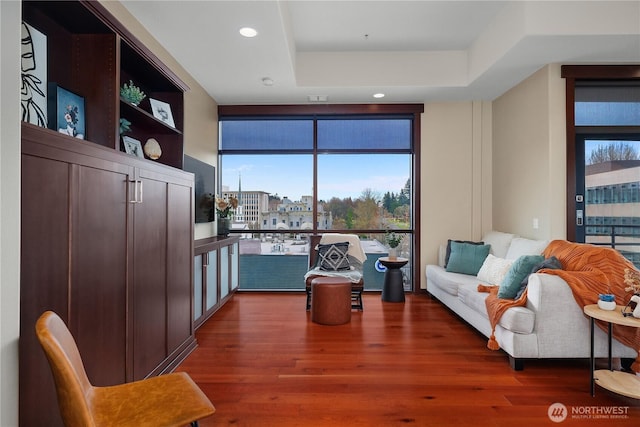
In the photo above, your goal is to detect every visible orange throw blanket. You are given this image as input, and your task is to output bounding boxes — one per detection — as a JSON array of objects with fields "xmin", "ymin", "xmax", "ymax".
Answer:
[{"xmin": 480, "ymin": 240, "xmax": 640, "ymax": 371}]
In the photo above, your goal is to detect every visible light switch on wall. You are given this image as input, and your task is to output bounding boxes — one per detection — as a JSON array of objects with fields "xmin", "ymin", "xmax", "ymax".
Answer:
[{"xmin": 533, "ymin": 218, "xmax": 539, "ymax": 229}]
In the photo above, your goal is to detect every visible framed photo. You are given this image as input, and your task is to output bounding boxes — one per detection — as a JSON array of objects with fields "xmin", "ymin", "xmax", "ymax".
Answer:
[
  {"xmin": 21, "ymin": 21, "xmax": 48, "ymax": 127},
  {"xmin": 122, "ymin": 136, "xmax": 144, "ymax": 158},
  {"xmin": 48, "ymin": 84, "xmax": 85, "ymax": 139},
  {"xmin": 149, "ymin": 98, "xmax": 175, "ymax": 128}
]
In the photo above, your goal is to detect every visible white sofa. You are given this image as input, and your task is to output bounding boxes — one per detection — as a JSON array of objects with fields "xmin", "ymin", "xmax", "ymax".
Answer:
[{"xmin": 425, "ymin": 231, "xmax": 637, "ymax": 370}]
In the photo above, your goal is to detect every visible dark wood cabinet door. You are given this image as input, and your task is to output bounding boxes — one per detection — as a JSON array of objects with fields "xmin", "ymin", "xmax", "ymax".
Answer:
[
  {"xmin": 70, "ymin": 163, "xmax": 131, "ymax": 385},
  {"xmin": 166, "ymin": 181, "xmax": 194, "ymax": 355},
  {"xmin": 20, "ymin": 154, "xmax": 71, "ymax": 427},
  {"xmin": 132, "ymin": 173, "xmax": 168, "ymax": 380}
]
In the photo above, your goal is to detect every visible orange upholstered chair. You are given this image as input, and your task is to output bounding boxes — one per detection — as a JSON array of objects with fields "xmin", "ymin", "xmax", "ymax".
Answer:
[{"xmin": 35, "ymin": 311, "xmax": 215, "ymax": 427}]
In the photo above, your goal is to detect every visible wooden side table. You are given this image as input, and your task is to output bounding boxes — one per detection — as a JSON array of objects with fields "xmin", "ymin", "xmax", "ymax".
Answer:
[
  {"xmin": 583, "ymin": 304, "xmax": 640, "ymax": 398},
  {"xmin": 379, "ymin": 257, "xmax": 408, "ymax": 303}
]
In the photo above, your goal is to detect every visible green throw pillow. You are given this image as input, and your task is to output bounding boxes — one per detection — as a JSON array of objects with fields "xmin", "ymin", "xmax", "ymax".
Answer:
[
  {"xmin": 445, "ymin": 241, "xmax": 491, "ymax": 276},
  {"xmin": 498, "ymin": 254, "xmax": 545, "ymax": 299}
]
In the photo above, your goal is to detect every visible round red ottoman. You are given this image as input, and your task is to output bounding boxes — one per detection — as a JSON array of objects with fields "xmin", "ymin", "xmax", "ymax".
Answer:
[{"xmin": 310, "ymin": 277, "xmax": 352, "ymax": 325}]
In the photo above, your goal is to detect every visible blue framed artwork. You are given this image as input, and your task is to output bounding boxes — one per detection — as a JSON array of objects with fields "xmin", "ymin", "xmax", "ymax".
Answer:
[{"xmin": 48, "ymin": 84, "xmax": 85, "ymax": 139}]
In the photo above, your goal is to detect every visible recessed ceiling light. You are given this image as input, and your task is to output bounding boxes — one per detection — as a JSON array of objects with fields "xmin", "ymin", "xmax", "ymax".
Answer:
[
  {"xmin": 373, "ymin": 93, "xmax": 385, "ymax": 98},
  {"xmin": 239, "ymin": 27, "xmax": 258, "ymax": 38},
  {"xmin": 262, "ymin": 77, "xmax": 274, "ymax": 86}
]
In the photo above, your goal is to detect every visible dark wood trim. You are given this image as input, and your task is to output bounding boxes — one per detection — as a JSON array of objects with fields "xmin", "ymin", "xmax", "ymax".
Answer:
[
  {"xmin": 562, "ymin": 65, "xmax": 640, "ymax": 242},
  {"xmin": 81, "ymin": 0, "xmax": 189, "ymax": 91},
  {"xmin": 565, "ymin": 77, "xmax": 577, "ymax": 242},
  {"xmin": 219, "ymin": 104, "xmax": 424, "ymax": 117},
  {"xmin": 194, "ymin": 235, "xmax": 240, "ymax": 253},
  {"xmin": 411, "ymin": 111, "xmax": 421, "ymax": 293},
  {"xmin": 561, "ymin": 65, "xmax": 640, "ymax": 79}
]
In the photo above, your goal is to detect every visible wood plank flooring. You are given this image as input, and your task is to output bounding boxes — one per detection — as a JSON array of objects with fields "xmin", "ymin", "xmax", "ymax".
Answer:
[{"xmin": 177, "ymin": 292, "xmax": 640, "ymax": 426}]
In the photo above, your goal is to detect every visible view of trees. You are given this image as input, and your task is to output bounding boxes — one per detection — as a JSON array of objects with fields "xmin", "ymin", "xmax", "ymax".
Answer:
[
  {"xmin": 322, "ymin": 179, "xmax": 411, "ymax": 230},
  {"xmin": 588, "ymin": 142, "xmax": 640, "ymax": 164}
]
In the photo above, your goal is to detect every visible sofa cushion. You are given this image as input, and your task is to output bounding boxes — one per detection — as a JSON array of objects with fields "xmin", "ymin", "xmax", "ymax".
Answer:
[
  {"xmin": 457, "ymin": 283, "xmax": 535, "ymax": 334},
  {"xmin": 505, "ymin": 237, "xmax": 549, "ymax": 260},
  {"xmin": 426, "ymin": 265, "xmax": 486, "ymax": 296},
  {"xmin": 498, "ymin": 255, "xmax": 545, "ymax": 299},
  {"xmin": 514, "ymin": 256, "xmax": 562, "ymax": 299},
  {"xmin": 444, "ymin": 239, "xmax": 484, "ymax": 267},
  {"xmin": 445, "ymin": 241, "xmax": 491, "ymax": 275},
  {"xmin": 477, "ymin": 254, "xmax": 514, "ymax": 285},
  {"xmin": 482, "ymin": 231, "xmax": 516, "ymax": 258}
]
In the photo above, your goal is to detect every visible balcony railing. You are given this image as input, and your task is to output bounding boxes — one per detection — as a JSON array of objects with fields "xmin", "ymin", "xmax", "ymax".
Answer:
[
  {"xmin": 236, "ymin": 232, "xmax": 413, "ymax": 291},
  {"xmin": 585, "ymin": 224, "xmax": 640, "ymax": 268}
]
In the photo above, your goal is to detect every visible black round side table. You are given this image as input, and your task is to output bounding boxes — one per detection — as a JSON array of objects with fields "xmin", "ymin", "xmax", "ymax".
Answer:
[{"xmin": 379, "ymin": 256, "xmax": 408, "ymax": 302}]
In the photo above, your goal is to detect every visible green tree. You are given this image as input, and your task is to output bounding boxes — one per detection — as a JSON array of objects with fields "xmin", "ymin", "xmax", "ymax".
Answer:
[{"xmin": 354, "ymin": 188, "xmax": 381, "ymax": 229}]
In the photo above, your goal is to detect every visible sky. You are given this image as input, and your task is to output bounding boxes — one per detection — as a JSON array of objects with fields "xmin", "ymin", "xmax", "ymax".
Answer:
[{"xmin": 220, "ymin": 154, "xmax": 410, "ymax": 201}]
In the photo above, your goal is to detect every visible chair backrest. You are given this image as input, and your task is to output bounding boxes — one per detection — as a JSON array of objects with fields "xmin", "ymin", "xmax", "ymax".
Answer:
[
  {"xmin": 319, "ymin": 233, "xmax": 367, "ymax": 263},
  {"xmin": 35, "ymin": 311, "xmax": 96, "ymax": 427}
]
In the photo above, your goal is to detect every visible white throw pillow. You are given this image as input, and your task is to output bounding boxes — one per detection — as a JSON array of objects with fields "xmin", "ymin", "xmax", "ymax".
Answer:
[
  {"xmin": 477, "ymin": 254, "xmax": 515, "ymax": 285},
  {"xmin": 505, "ymin": 237, "xmax": 549, "ymax": 260},
  {"xmin": 481, "ymin": 231, "xmax": 516, "ymax": 258}
]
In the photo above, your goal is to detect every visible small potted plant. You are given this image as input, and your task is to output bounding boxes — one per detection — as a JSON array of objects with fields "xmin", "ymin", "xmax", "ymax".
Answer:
[
  {"xmin": 120, "ymin": 80, "xmax": 146, "ymax": 106},
  {"xmin": 385, "ymin": 230, "xmax": 403, "ymax": 260},
  {"xmin": 597, "ymin": 293, "xmax": 616, "ymax": 311},
  {"xmin": 119, "ymin": 118, "xmax": 131, "ymax": 134}
]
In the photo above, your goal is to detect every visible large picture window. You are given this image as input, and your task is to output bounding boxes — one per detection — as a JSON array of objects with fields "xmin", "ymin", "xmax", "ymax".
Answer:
[{"xmin": 218, "ymin": 105, "xmax": 422, "ymax": 292}]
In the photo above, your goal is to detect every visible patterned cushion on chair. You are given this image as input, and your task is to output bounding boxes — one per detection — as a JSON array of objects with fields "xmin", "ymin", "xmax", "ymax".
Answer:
[{"xmin": 317, "ymin": 242, "xmax": 350, "ymax": 271}]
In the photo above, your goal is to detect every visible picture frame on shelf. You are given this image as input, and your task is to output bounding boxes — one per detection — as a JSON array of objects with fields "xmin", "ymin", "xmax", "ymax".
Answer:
[
  {"xmin": 149, "ymin": 98, "xmax": 175, "ymax": 128},
  {"xmin": 21, "ymin": 21, "xmax": 48, "ymax": 127},
  {"xmin": 48, "ymin": 84, "xmax": 85, "ymax": 139},
  {"xmin": 122, "ymin": 136, "xmax": 144, "ymax": 158}
]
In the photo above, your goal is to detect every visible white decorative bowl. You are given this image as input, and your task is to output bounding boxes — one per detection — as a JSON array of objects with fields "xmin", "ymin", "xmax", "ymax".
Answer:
[{"xmin": 597, "ymin": 299, "xmax": 616, "ymax": 311}]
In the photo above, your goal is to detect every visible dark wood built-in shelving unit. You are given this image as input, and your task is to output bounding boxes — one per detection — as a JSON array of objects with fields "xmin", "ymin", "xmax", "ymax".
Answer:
[{"xmin": 19, "ymin": 2, "xmax": 195, "ymax": 426}]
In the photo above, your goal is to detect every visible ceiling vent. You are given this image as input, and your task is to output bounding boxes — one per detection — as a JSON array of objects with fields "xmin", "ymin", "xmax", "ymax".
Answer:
[{"xmin": 307, "ymin": 95, "xmax": 328, "ymax": 102}]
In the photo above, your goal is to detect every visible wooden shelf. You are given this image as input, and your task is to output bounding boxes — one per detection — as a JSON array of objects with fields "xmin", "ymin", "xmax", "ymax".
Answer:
[
  {"xmin": 22, "ymin": 0, "xmax": 186, "ymax": 170},
  {"xmin": 595, "ymin": 369, "xmax": 640, "ymax": 399}
]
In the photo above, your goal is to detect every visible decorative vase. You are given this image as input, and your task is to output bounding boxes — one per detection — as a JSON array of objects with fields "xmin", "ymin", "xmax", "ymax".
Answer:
[
  {"xmin": 217, "ymin": 217, "xmax": 230, "ymax": 237},
  {"xmin": 388, "ymin": 247, "xmax": 398, "ymax": 260}
]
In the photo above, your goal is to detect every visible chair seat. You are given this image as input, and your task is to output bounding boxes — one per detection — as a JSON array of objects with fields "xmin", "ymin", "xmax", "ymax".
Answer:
[
  {"xmin": 91, "ymin": 372, "xmax": 215, "ymax": 427},
  {"xmin": 35, "ymin": 311, "xmax": 215, "ymax": 427}
]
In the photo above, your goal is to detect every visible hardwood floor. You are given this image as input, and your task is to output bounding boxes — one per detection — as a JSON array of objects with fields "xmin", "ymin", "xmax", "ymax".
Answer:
[{"xmin": 178, "ymin": 292, "xmax": 640, "ymax": 426}]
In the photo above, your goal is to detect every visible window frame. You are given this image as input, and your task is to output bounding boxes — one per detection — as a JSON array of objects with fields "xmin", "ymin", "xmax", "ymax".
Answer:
[{"xmin": 218, "ymin": 103, "xmax": 424, "ymax": 291}]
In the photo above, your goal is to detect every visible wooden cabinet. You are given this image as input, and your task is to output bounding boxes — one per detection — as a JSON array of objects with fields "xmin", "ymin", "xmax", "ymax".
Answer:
[
  {"xmin": 20, "ymin": 120, "xmax": 195, "ymax": 427},
  {"xmin": 194, "ymin": 237, "xmax": 240, "ymax": 328},
  {"xmin": 19, "ymin": 2, "xmax": 196, "ymax": 425}
]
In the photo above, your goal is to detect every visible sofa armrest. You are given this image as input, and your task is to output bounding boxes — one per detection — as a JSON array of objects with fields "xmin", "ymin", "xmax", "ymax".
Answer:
[{"xmin": 526, "ymin": 273, "xmax": 596, "ymax": 354}]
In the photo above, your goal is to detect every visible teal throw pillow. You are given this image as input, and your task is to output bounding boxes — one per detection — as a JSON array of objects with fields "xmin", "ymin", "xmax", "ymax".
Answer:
[
  {"xmin": 445, "ymin": 241, "xmax": 491, "ymax": 276},
  {"xmin": 498, "ymin": 254, "xmax": 545, "ymax": 299}
]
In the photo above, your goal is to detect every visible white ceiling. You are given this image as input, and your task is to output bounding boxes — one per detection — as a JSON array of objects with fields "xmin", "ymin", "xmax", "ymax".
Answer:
[{"xmin": 121, "ymin": 0, "xmax": 640, "ymax": 105}]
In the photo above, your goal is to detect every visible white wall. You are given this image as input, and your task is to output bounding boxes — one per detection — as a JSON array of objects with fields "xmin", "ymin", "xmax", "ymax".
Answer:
[
  {"xmin": 492, "ymin": 64, "xmax": 567, "ymax": 240},
  {"xmin": 419, "ymin": 101, "xmax": 492, "ymax": 286},
  {"xmin": 1, "ymin": 1, "xmax": 22, "ymax": 425}
]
